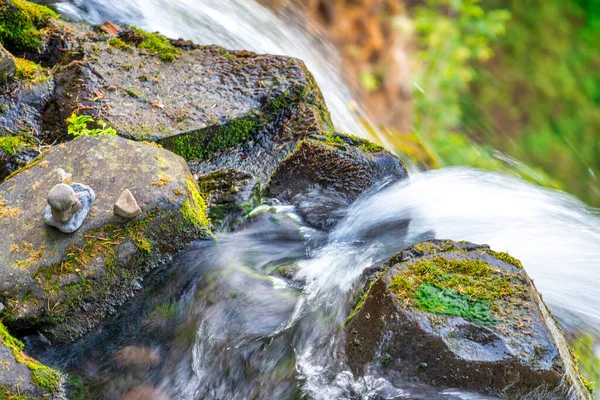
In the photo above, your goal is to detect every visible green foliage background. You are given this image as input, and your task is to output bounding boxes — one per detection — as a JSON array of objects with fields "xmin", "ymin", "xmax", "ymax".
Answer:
[{"xmin": 408, "ymin": 0, "xmax": 600, "ymax": 203}]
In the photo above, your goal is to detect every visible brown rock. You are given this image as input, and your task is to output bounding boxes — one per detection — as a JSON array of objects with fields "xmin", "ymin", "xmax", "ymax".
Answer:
[
  {"xmin": 99, "ymin": 20, "xmax": 120, "ymax": 36},
  {"xmin": 114, "ymin": 189, "xmax": 142, "ymax": 218}
]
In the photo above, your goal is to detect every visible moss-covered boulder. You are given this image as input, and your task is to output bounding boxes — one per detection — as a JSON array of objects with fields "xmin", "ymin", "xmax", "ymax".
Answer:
[
  {"xmin": 266, "ymin": 133, "xmax": 408, "ymax": 230},
  {"xmin": 0, "ymin": 135, "xmax": 209, "ymax": 344},
  {"xmin": 0, "ymin": 322, "xmax": 63, "ymax": 398},
  {"xmin": 345, "ymin": 240, "xmax": 591, "ymax": 398}
]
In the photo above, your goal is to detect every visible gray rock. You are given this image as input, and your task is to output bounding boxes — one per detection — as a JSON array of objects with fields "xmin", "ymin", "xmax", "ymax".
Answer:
[
  {"xmin": 266, "ymin": 133, "xmax": 408, "ymax": 231},
  {"xmin": 114, "ymin": 188, "xmax": 142, "ymax": 218},
  {"xmin": 345, "ymin": 239, "xmax": 591, "ymax": 399},
  {"xmin": 0, "ymin": 43, "xmax": 15, "ymax": 85},
  {"xmin": 44, "ymin": 183, "xmax": 95, "ymax": 233},
  {"xmin": 0, "ymin": 322, "xmax": 64, "ymax": 398},
  {"xmin": 0, "ymin": 136, "xmax": 209, "ymax": 344}
]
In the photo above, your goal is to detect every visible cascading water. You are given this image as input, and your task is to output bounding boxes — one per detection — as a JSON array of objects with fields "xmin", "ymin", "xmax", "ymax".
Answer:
[{"xmin": 44, "ymin": 0, "xmax": 600, "ymax": 398}]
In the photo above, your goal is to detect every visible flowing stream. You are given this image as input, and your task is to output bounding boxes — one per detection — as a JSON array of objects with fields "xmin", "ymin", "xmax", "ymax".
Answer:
[{"xmin": 45, "ymin": 0, "xmax": 600, "ymax": 398}]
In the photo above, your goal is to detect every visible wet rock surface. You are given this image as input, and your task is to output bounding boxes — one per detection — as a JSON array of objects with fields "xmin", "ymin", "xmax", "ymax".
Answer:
[
  {"xmin": 0, "ymin": 43, "xmax": 14, "ymax": 85},
  {"xmin": 197, "ymin": 168, "xmax": 258, "ymax": 231},
  {"xmin": 0, "ymin": 135, "xmax": 209, "ymax": 344},
  {"xmin": 267, "ymin": 133, "xmax": 408, "ymax": 230},
  {"xmin": 345, "ymin": 239, "xmax": 590, "ymax": 398},
  {"xmin": 0, "ymin": 322, "xmax": 63, "ymax": 398}
]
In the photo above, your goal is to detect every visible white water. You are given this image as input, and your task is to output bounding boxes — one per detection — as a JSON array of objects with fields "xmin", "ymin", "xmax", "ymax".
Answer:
[
  {"xmin": 335, "ymin": 168, "xmax": 600, "ymax": 332},
  {"xmin": 54, "ymin": 0, "xmax": 600, "ymax": 398}
]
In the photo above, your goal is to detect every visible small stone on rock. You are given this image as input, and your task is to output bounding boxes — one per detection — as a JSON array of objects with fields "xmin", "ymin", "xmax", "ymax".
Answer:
[{"xmin": 114, "ymin": 189, "xmax": 142, "ymax": 218}]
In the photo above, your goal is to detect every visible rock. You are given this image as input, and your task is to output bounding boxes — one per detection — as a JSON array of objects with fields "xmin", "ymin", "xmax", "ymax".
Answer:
[
  {"xmin": 266, "ymin": 133, "xmax": 408, "ymax": 230},
  {"xmin": 99, "ymin": 20, "xmax": 120, "ymax": 36},
  {"xmin": 345, "ymin": 240, "xmax": 591, "ymax": 398},
  {"xmin": 35, "ymin": 22, "xmax": 333, "ymax": 184},
  {"xmin": 197, "ymin": 168, "xmax": 258, "ymax": 231},
  {"xmin": 114, "ymin": 189, "xmax": 142, "ymax": 218},
  {"xmin": 0, "ymin": 43, "xmax": 15, "ymax": 85},
  {"xmin": 0, "ymin": 322, "xmax": 63, "ymax": 398},
  {"xmin": 45, "ymin": 183, "xmax": 96, "ymax": 233},
  {"xmin": 0, "ymin": 135, "xmax": 209, "ymax": 344}
]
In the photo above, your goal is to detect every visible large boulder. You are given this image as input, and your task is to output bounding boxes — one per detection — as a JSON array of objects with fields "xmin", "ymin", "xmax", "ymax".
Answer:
[
  {"xmin": 0, "ymin": 322, "xmax": 63, "ymax": 398},
  {"xmin": 266, "ymin": 133, "xmax": 408, "ymax": 230},
  {"xmin": 35, "ymin": 23, "xmax": 333, "ymax": 184},
  {"xmin": 345, "ymin": 240, "xmax": 591, "ymax": 398},
  {"xmin": 0, "ymin": 135, "xmax": 209, "ymax": 344}
]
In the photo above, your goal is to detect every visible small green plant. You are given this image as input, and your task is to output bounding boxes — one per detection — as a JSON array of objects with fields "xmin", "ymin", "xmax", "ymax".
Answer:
[{"xmin": 66, "ymin": 113, "xmax": 117, "ymax": 137}]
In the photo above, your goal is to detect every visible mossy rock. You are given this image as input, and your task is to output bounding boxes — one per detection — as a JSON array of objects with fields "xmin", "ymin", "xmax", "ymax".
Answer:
[
  {"xmin": 345, "ymin": 239, "xmax": 591, "ymax": 398},
  {"xmin": 266, "ymin": 133, "xmax": 408, "ymax": 230},
  {"xmin": 0, "ymin": 135, "xmax": 209, "ymax": 344},
  {"xmin": 38, "ymin": 22, "xmax": 332, "ymax": 176},
  {"xmin": 197, "ymin": 168, "xmax": 258, "ymax": 232},
  {"xmin": 0, "ymin": 322, "xmax": 64, "ymax": 398}
]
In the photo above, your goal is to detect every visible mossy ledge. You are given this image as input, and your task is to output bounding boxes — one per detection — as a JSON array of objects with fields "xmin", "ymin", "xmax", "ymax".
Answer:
[
  {"xmin": 118, "ymin": 26, "xmax": 181, "ymax": 62},
  {"xmin": 159, "ymin": 115, "xmax": 260, "ymax": 161},
  {"xmin": 0, "ymin": 322, "xmax": 62, "ymax": 395},
  {"xmin": 158, "ymin": 81, "xmax": 333, "ymax": 162}
]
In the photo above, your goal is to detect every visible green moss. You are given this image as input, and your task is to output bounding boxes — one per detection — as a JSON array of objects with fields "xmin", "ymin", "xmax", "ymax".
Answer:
[
  {"xmin": 0, "ymin": 323, "xmax": 61, "ymax": 393},
  {"xmin": 346, "ymin": 133, "xmax": 386, "ymax": 153},
  {"xmin": 345, "ymin": 279, "xmax": 378, "ymax": 325},
  {"xmin": 125, "ymin": 87, "xmax": 142, "ymax": 99},
  {"xmin": 321, "ymin": 132, "xmax": 385, "ymax": 154},
  {"xmin": 160, "ymin": 115, "xmax": 259, "ymax": 161},
  {"xmin": 0, "ymin": 0, "xmax": 56, "ymax": 53},
  {"xmin": 3, "ymin": 154, "xmax": 43, "ymax": 181},
  {"xmin": 486, "ymin": 250, "xmax": 523, "ymax": 269},
  {"xmin": 65, "ymin": 375, "xmax": 89, "ymax": 400},
  {"xmin": 218, "ymin": 48, "xmax": 237, "ymax": 60},
  {"xmin": 181, "ymin": 175, "xmax": 210, "ymax": 228},
  {"xmin": 107, "ymin": 37, "xmax": 130, "ymax": 50},
  {"xmin": 0, "ymin": 386, "xmax": 29, "ymax": 400},
  {"xmin": 0, "ymin": 135, "xmax": 31, "ymax": 156},
  {"xmin": 13, "ymin": 57, "xmax": 46, "ymax": 82},
  {"xmin": 389, "ymin": 253, "xmax": 526, "ymax": 323},
  {"xmin": 415, "ymin": 283, "xmax": 496, "ymax": 325},
  {"xmin": 154, "ymin": 301, "xmax": 179, "ymax": 321},
  {"xmin": 324, "ymin": 132, "xmax": 346, "ymax": 147},
  {"xmin": 130, "ymin": 26, "xmax": 180, "ymax": 62}
]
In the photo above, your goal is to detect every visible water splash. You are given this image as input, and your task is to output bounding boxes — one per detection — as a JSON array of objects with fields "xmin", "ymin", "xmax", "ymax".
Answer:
[{"xmin": 335, "ymin": 167, "xmax": 600, "ymax": 332}]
